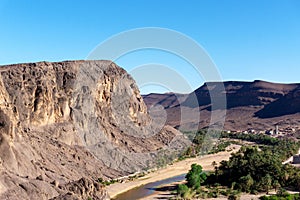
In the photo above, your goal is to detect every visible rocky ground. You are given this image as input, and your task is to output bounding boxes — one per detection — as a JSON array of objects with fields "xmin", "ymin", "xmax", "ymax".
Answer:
[{"xmin": 0, "ymin": 60, "xmax": 189, "ymax": 199}]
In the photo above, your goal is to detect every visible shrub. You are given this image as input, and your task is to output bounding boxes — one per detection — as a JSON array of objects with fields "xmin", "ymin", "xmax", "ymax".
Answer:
[
  {"xmin": 177, "ymin": 184, "xmax": 189, "ymax": 197},
  {"xmin": 185, "ymin": 164, "xmax": 207, "ymax": 189}
]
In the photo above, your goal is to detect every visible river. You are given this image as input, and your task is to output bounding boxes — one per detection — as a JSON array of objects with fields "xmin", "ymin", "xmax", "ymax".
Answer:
[{"xmin": 112, "ymin": 174, "xmax": 186, "ymax": 200}]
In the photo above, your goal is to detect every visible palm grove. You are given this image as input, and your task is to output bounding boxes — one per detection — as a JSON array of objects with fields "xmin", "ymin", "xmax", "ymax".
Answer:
[{"xmin": 176, "ymin": 131, "xmax": 300, "ymax": 199}]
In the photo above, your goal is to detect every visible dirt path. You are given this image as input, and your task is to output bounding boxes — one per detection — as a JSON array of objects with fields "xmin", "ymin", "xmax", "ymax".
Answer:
[{"xmin": 107, "ymin": 144, "xmax": 241, "ymax": 199}]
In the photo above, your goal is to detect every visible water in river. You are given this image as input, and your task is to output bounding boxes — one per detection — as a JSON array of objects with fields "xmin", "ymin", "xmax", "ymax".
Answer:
[{"xmin": 113, "ymin": 174, "xmax": 186, "ymax": 200}]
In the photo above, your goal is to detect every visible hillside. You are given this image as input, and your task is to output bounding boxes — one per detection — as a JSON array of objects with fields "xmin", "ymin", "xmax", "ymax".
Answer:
[
  {"xmin": 0, "ymin": 60, "xmax": 188, "ymax": 200},
  {"xmin": 143, "ymin": 80, "xmax": 300, "ymax": 132}
]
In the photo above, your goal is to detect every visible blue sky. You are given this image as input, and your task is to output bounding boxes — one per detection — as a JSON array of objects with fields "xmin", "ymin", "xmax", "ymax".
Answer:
[{"xmin": 0, "ymin": 0, "xmax": 299, "ymax": 94}]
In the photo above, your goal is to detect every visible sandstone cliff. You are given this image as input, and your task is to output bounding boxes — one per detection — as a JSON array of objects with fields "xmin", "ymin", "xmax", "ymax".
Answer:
[{"xmin": 0, "ymin": 60, "xmax": 188, "ymax": 200}]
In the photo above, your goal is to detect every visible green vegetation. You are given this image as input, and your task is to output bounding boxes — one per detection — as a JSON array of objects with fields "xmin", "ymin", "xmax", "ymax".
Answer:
[
  {"xmin": 176, "ymin": 164, "xmax": 207, "ymax": 198},
  {"xmin": 176, "ymin": 130, "xmax": 300, "ymax": 199},
  {"xmin": 260, "ymin": 191, "xmax": 300, "ymax": 200},
  {"xmin": 207, "ymin": 146, "xmax": 300, "ymax": 193},
  {"xmin": 177, "ymin": 184, "xmax": 193, "ymax": 199},
  {"xmin": 181, "ymin": 130, "xmax": 300, "ymax": 161},
  {"xmin": 186, "ymin": 164, "xmax": 207, "ymax": 189},
  {"xmin": 220, "ymin": 132, "xmax": 300, "ymax": 160},
  {"xmin": 176, "ymin": 164, "xmax": 242, "ymax": 199},
  {"xmin": 97, "ymin": 178, "xmax": 117, "ymax": 186},
  {"xmin": 181, "ymin": 130, "xmax": 222, "ymax": 158},
  {"xmin": 209, "ymin": 140, "xmax": 240, "ymax": 154}
]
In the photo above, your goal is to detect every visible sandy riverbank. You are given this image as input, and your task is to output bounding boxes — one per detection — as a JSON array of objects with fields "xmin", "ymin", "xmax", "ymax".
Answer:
[{"xmin": 107, "ymin": 144, "xmax": 241, "ymax": 199}]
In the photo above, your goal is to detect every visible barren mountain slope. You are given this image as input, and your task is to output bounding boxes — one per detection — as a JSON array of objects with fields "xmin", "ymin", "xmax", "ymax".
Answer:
[
  {"xmin": 143, "ymin": 80, "xmax": 300, "ymax": 131},
  {"xmin": 0, "ymin": 60, "xmax": 188, "ymax": 200}
]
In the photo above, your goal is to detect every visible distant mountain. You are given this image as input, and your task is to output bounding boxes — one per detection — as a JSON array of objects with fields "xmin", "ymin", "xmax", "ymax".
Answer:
[
  {"xmin": 255, "ymin": 85, "xmax": 300, "ymax": 118},
  {"xmin": 143, "ymin": 80, "xmax": 300, "ymax": 131},
  {"xmin": 143, "ymin": 93, "xmax": 188, "ymax": 109}
]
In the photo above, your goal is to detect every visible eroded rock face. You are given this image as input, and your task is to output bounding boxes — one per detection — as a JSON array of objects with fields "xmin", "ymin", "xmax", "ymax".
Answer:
[
  {"xmin": 51, "ymin": 178, "xmax": 109, "ymax": 200},
  {"xmin": 0, "ymin": 60, "xmax": 188, "ymax": 199}
]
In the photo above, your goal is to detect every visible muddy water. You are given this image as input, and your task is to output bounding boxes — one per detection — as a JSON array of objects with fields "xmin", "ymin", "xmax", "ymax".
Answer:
[{"xmin": 113, "ymin": 174, "xmax": 186, "ymax": 200}]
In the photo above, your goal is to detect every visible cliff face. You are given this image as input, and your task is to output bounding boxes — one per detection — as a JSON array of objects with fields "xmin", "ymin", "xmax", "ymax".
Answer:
[
  {"xmin": 143, "ymin": 80, "xmax": 300, "ymax": 131},
  {"xmin": 0, "ymin": 60, "xmax": 187, "ymax": 200}
]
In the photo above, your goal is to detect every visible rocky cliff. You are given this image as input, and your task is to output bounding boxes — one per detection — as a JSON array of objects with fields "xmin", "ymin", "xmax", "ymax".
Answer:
[{"xmin": 0, "ymin": 60, "xmax": 188, "ymax": 200}]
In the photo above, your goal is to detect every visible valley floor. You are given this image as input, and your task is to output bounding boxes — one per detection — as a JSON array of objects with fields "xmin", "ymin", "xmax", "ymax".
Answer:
[{"xmin": 107, "ymin": 144, "xmax": 241, "ymax": 199}]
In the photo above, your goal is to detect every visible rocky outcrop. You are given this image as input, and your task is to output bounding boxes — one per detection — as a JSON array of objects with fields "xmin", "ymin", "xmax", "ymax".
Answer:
[
  {"xmin": 51, "ymin": 178, "xmax": 109, "ymax": 200},
  {"xmin": 0, "ymin": 60, "xmax": 188, "ymax": 199}
]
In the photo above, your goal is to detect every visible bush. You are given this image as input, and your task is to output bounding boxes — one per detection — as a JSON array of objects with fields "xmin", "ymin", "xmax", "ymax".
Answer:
[
  {"xmin": 238, "ymin": 174, "xmax": 254, "ymax": 192},
  {"xmin": 259, "ymin": 193, "xmax": 300, "ymax": 200},
  {"xmin": 185, "ymin": 164, "xmax": 207, "ymax": 189},
  {"xmin": 177, "ymin": 184, "xmax": 189, "ymax": 197}
]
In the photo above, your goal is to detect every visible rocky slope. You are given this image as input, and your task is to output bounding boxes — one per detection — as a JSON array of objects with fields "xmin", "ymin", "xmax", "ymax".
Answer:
[
  {"xmin": 0, "ymin": 60, "xmax": 188, "ymax": 200},
  {"xmin": 143, "ymin": 80, "xmax": 300, "ymax": 132}
]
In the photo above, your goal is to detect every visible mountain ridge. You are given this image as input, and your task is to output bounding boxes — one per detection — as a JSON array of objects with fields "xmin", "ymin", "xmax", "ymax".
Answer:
[{"xmin": 143, "ymin": 80, "xmax": 300, "ymax": 132}]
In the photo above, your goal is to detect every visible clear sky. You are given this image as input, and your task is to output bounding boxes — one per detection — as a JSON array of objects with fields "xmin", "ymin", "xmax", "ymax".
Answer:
[{"xmin": 0, "ymin": 0, "xmax": 299, "ymax": 94}]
